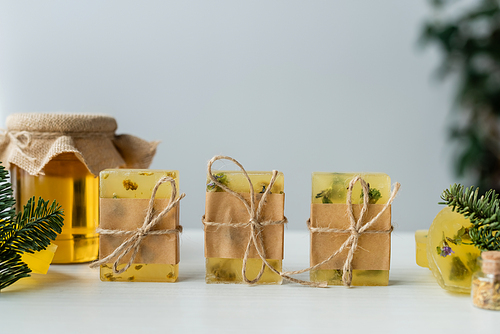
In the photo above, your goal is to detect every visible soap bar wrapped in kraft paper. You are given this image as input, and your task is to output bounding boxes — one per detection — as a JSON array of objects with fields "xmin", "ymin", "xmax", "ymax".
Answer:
[
  {"xmin": 310, "ymin": 173, "xmax": 400, "ymax": 286},
  {"xmin": 92, "ymin": 169, "xmax": 184, "ymax": 282},
  {"xmin": 203, "ymin": 156, "xmax": 285, "ymax": 285},
  {"xmin": 0, "ymin": 113, "xmax": 159, "ymax": 264}
]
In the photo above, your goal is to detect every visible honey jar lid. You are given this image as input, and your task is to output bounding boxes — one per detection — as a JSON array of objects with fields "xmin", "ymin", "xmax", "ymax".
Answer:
[
  {"xmin": 6, "ymin": 113, "xmax": 117, "ymax": 133},
  {"xmin": 1, "ymin": 113, "xmax": 158, "ymax": 176}
]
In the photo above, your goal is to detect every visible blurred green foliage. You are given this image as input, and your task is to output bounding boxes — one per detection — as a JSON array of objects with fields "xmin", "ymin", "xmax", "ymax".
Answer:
[{"xmin": 421, "ymin": 0, "xmax": 500, "ymax": 191}]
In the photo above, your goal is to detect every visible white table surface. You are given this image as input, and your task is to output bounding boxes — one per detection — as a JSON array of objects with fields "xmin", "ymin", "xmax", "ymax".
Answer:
[{"xmin": 1, "ymin": 230, "xmax": 499, "ymax": 333}]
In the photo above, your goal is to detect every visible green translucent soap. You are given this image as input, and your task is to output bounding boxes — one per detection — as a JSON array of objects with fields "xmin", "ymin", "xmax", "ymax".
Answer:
[
  {"xmin": 205, "ymin": 171, "xmax": 283, "ymax": 284},
  {"xmin": 427, "ymin": 207, "xmax": 481, "ymax": 293},
  {"xmin": 311, "ymin": 172, "xmax": 391, "ymax": 286}
]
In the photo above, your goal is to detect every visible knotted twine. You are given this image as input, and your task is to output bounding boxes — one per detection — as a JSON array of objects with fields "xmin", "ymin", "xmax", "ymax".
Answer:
[
  {"xmin": 202, "ymin": 155, "xmax": 326, "ymax": 287},
  {"xmin": 90, "ymin": 176, "xmax": 185, "ymax": 274},
  {"xmin": 283, "ymin": 176, "xmax": 400, "ymax": 287}
]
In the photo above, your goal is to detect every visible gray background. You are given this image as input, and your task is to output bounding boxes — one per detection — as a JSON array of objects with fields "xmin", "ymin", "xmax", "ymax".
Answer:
[{"xmin": 0, "ymin": 1, "xmax": 457, "ymax": 231}]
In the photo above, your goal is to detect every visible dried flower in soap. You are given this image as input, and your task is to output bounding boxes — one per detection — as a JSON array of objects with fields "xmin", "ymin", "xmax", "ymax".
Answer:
[
  {"xmin": 207, "ymin": 173, "xmax": 228, "ymax": 192},
  {"xmin": 123, "ymin": 179, "xmax": 138, "ymax": 191}
]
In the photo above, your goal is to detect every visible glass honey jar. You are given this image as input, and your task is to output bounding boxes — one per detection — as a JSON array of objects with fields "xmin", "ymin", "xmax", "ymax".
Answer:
[{"xmin": 1, "ymin": 113, "xmax": 159, "ymax": 263}]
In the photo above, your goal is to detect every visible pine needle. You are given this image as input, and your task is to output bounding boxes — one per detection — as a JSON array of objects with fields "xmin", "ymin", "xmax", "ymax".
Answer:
[
  {"xmin": 440, "ymin": 184, "xmax": 500, "ymax": 251},
  {"xmin": 0, "ymin": 164, "xmax": 64, "ymax": 291}
]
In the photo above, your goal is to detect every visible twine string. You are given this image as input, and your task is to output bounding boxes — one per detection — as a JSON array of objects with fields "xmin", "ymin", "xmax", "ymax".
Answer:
[
  {"xmin": 10, "ymin": 130, "xmax": 115, "ymax": 139},
  {"xmin": 343, "ymin": 176, "xmax": 371, "ymax": 285},
  {"xmin": 1, "ymin": 129, "xmax": 115, "ymax": 163},
  {"xmin": 1, "ymin": 130, "xmax": 37, "ymax": 162},
  {"xmin": 204, "ymin": 155, "xmax": 326, "ymax": 287},
  {"xmin": 90, "ymin": 176, "xmax": 185, "ymax": 274}
]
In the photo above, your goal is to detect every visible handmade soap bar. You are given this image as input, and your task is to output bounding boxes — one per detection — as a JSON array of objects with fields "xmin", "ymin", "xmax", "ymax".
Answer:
[
  {"xmin": 415, "ymin": 230, "xmax": 429, "ymax": 268},
  {"xmin": 427, "ymin": 207, "xmax": 481, "ymax": 293},
  {"xmin": 204, "ymin": 171, "xmax": 284, "ymax": 284},
  {"xmin": 310, "ymin": 172, "xmax": 392, "ymax": 286},
  {"xmin": 99, "ymin": 169, "xmax": 180, "ymax": 282},
  {"xmin": 21, "ymin": 243, "xmax": 58, "ymax": 274}
]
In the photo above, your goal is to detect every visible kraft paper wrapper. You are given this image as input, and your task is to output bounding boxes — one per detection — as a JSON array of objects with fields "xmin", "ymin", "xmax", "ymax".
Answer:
[
  {"xmin": 99, "ymin": 198, "xmax": 179, "ymax": 265},
  {"xmin": 204, "ymin": 192, "xmax": 284, "ymax": 260},
  {"xmin": 310, "ymin": 203, "xmax": 391, "ymax": 270}
]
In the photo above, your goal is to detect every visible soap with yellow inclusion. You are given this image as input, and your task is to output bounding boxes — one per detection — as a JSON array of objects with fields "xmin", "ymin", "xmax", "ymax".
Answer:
[
  {"xmin": 205, "ymin": 171, "xmax": 284, "ymax": 284},
  {"xmin": 310, "ymin": 172, "xmax": 391, "ymax": 286},
  {"xmin": 99, "ymin": 169, "xmax": 179, "ymax": 282},
  {"xmin": 415, "ymin": 230, "xmax": 429, "ymax": 268},
  {"xmin": 21, "ymin": 243, "xmax": 58, "ymax": 274}
]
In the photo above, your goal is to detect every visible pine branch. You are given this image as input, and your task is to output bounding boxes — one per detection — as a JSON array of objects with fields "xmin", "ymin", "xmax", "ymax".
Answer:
[
  {"xmin": 0, "ymin": 252, "xmax": 31, "ymax": 290},
  {"xmin": 0, "ymin": 163, "xmax": 64, "ymax": 291},
  {"xmin": 2, "ymin": 197, "xmax": 64, "ymax": 255},
  {"xmin": 0, "ymin": 165, "xmax": 15, "ymax": 228},
  {"xmin": 440, "ymin": 184, "xmax": 500, "ymax": 251}
]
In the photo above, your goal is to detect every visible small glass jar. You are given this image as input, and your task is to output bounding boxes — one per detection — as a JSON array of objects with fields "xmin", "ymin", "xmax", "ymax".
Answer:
[
  {"xmin": 11, "ymin": 153, "xmax": 99, "ymax": 263},
  {"xmin": 471, "ymin": 251, "xmax": 500, "ymax": 311}
]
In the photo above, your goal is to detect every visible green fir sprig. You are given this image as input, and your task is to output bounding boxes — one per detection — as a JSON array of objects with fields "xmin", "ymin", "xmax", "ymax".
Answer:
[
  {"xmin": 315, "ymin": 188, "xmax": 333, "ymax": 204},
  {"xmin": 0, "ymin": 164, "xmax": 64, "ymax": 291},
  {"xmin": 316, "ymin": 185, "xmax": 382, "ymax": 204},
  {"xmin": 440, "ymin": 183, "xmax": 500, "ymax": 251},
  {"xmin": 360, "ymin": 188, "xmax": 382, "ymax": 204}
]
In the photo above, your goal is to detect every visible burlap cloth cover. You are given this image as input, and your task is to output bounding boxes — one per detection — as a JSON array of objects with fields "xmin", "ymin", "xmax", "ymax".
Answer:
[{"xmin": 0, "ymin": 113, "xmax": 159, "ymax": 175}]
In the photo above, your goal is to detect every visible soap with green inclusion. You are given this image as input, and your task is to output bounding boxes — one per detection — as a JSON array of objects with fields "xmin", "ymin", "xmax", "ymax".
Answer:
[
  {"xmin": 426, "ymin": 207, "xmax": 481, "ymax": 293},
  {"xmin": 205, "ymin": 171, "xmax": 284, "ymax": 284},
  {"xmin": 310, "ymin": 172, "xmax": 392, "ymax": 286}
]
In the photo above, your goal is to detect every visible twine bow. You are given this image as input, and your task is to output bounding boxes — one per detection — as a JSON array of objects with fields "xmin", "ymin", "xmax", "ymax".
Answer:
[
  {"xmin": 90, "ymin": 176, "xmax": 185, "ymax": 274},
  {"xmin": 297, "ymin": 176, "xmax": 400, "ymax": 287},
  {"xmin": 203, "ymin": 155, "xmax": 325, "ymax": 287}
]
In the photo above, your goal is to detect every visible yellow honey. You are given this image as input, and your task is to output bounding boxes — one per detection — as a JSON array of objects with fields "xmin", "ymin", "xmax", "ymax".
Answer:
[
  {"xmin": 311, "ymin": 172, "xmax": 391, "ymax": 286},
  {"xmin": 11, "ymin": 153, "xmax": 99, "ymax": 263},
  {"xmin": 205, "ymin": 171, "xmax": 284, "ymax": 284},
  {"xmin": 99, "ymin": 169, "xmax": 179, "ymax": 282}
]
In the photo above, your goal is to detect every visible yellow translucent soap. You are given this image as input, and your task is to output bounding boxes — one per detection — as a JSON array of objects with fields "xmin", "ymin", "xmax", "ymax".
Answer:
[
  {"xmin": 415, "ymin": 230, "xmax": 429, "ymax": 268},
  {"xmin": 99, "ymin": 169, "xmax": 179, "ymax": 282},
  {"xmin": 21, "ymin": 243, "xmax": 58, "ymax": 274},
  {"xmin": 311, "ymin": 172, "xmax": 391, "ymax": 286},
  {"xmin": 205, "ymin": 171, "xmax": 283, "ymax": 284},
  {"xmin": 206, "ymin": 258, "xmax": 282, "ymax": 284},
  {"xmin": 427, "ymin": 207, "xmax": 481, "ymax": 293},
  {"xmin": 100, "ymin": 263, "xmax": 178, "ymax": 282}
]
